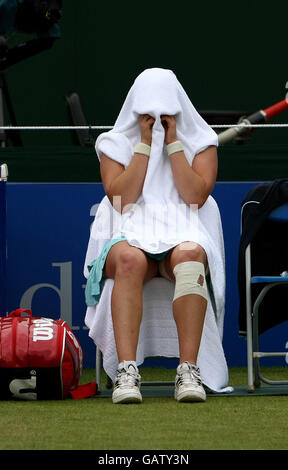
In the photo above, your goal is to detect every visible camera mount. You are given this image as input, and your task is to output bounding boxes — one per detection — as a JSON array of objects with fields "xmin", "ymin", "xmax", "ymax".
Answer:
[{"xmin": 0, "ymin": 0, "xmax": 62, "ymax": 146}]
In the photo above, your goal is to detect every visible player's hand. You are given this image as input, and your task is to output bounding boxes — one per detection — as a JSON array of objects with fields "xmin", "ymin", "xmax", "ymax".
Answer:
[
  {"xmin": 161, "ymin": 115, "xmax": 178, "ymax": 145},
  {"xmin": 140, "ymin": 114, "xmax": 155, "ymax": 146}
]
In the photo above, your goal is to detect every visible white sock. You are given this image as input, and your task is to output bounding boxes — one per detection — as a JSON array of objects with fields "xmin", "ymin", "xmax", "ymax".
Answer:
[{"xmin": 118, "ymin": 360, "xmax": 138, "ymax": 372}]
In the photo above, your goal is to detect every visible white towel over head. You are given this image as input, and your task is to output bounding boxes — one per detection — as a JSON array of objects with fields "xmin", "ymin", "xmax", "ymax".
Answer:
[{"xmin": 95, "ymin": 68, "xmax": 218, "ymax": 254}]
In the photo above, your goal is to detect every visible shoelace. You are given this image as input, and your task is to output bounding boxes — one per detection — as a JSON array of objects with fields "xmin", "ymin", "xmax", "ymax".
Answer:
[
  {"xmin": 177, "ymin": 367, "xmax": 202, "ymax": 386},
  {"xmin": 115, "ymin": 368, "xmax": 140, "ymax": 388}
]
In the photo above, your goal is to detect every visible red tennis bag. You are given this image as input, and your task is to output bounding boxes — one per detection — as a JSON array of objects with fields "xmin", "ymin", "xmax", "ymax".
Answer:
[{"xmin": 0, "ymin": 309, "xmax": 94, "ymax": 400}]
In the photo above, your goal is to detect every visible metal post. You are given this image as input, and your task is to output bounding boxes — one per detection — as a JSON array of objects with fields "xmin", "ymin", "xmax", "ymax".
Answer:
[
  {"xmin": 245, "ymin": 244, "xmax": 254, "ymax": 391},
  {"xmin": 0, "ymin": 179, "xmax": 7, "ymax": 316}
]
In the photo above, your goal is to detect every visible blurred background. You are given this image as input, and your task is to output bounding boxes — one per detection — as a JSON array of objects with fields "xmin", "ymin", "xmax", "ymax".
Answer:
[{"xmin": 0, "ymin": 0, "xmax": 287, "ymax": 181}]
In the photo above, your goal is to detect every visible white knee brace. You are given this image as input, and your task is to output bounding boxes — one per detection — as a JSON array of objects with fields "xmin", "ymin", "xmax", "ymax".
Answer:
[{"xmin": 173, "ymin": 261, "xmax": 208, "ymax": 302}]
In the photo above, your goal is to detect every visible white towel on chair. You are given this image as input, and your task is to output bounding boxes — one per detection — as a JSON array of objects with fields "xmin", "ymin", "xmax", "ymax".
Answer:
[
  {"xmin": 84, "ymin": 197, "xmax": 232, "ymax": 393},
  {"xmin": 83, "ymin": 68, "xmax": 232, "ymax": 393}
]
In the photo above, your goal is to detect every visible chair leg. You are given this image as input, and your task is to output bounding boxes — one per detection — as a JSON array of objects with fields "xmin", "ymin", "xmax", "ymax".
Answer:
[
  {"xmin": 96, "ymin": 346, "xmax": 114, "ymax": 390},
  {"xmin": 245, "ymin": 245, "xmax": 255, "ymax": 392},
  {"xmin": 252, "ymin": 309, "xmax": 261, "ymax": 388},
  {"xmin": 247, "ymin": 328, "xmax": 255, "ymax": 392},
  {"xmin": 246, "ymin": 302, "xmax": 255, "ymax": 391},
  {"xmin": 96, "ymin": 346, "xmax": 102, "ymax": 392},
  {"xmin": 106, "ymin": 376, "xmax": 113, "ymax": 389}
]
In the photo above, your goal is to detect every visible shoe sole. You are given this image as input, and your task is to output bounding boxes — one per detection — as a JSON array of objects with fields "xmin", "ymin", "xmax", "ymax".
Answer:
[
  {"xmin": 112, "ymin": 391, "xmax": 142, "ymax": 404},
  {"xmin": 175, "ymin": 391, "xmax": 206, "ymax": 403}
]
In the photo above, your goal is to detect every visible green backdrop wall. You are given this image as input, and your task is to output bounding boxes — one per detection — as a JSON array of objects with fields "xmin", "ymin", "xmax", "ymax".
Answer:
[{"xmin": 1, "ymin": 0, "xmax": 288, "ymax": 181}]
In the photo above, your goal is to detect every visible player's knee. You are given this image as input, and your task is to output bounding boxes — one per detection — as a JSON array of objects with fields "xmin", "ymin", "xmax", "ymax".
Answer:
[
  {"xmin": 116, "ymin": 249, "xmax": 147, "ymax": 278},
  {"xmin": 173, "ymin": 260, "xmax": 208, "ymax": 302},
  {"xmin": 175, "ymin": 242, "xmax": 206, "ymax": 264}
]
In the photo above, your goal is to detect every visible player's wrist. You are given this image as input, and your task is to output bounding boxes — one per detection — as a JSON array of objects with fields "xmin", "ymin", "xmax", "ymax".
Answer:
[
  {"xmin": 140, "ymin": 136, "xmax": 152, "ymax": 146},
  {"xmin": 135, "ymin": 142, "xmax": 151, "ymax": 156},
  {"xmin": 167, "ymin": 140, "xmax": 184, "ymax": 156}
]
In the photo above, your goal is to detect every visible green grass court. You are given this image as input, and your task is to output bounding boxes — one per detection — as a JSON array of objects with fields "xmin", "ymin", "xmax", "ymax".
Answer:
[{"xmin": 1, "ymin": 367, "xmax": 288, "ymax": 451}]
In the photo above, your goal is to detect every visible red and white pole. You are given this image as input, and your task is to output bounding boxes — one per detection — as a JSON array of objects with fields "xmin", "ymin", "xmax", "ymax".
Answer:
[{"xmin": 218, "ymin": 99, "xmax": 288, "ymax": 145}]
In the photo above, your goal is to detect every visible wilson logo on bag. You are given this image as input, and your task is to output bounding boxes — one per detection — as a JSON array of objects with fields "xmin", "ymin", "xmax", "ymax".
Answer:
[{"xmin": 0, "ymin": 309, "xmax": 96, "ymax": 400}]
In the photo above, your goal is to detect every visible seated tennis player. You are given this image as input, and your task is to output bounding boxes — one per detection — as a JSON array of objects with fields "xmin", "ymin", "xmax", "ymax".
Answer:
[{"xmin": 84, "ymin": 68, "xmax": 227, "ymax": 404}]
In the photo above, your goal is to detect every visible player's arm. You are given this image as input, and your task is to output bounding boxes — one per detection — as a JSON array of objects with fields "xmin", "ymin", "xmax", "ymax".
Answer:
[
  {"xmin": 161, "ymin": 115, "xmax": 217, "ymax": 208},
  {"xmin": 100, "ymin": 115, "xmax": 155, "ymax": 212},
  {"xmin": 170, "ymin": 145, "xmax": 218, "ymax": 208}
]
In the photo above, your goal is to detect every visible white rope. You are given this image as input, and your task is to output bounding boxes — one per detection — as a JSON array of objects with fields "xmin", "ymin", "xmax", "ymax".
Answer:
[
  {"xmin": 0, "ymin": 124, "xmax": 288, "ymax": 130},
  {"xmin": 214, "ymin": 124, "xmax": 288, "ymax": 128},
  {"xmin": 0, "ymin": 125, "xmax": 114, "ymax": 130}
]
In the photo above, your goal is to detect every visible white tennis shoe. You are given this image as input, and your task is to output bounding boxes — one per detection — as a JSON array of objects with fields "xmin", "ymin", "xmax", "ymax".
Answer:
[
  {"xmin": 174, "ymin": 361, "xmax": 206, "ymax": 402},
  {"xmin": 112, "ymin": 362, "xmax": 142, "ymax": 404}
]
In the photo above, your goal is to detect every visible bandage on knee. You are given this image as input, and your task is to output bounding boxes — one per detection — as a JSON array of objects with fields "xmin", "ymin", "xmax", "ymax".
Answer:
[{"xmin": 173, "ymin": 261, "xmax": 208, "ymax": 302}]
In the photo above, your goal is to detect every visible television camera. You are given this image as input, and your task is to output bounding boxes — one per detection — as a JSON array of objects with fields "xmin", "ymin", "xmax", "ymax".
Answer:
[{"xmin": 0, "ymin": 0, "xmax": 62, "ymax": 145}]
